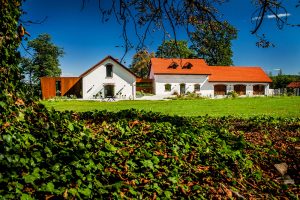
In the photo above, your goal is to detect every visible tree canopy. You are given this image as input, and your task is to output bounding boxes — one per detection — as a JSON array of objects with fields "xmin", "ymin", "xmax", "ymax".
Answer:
[
  {"xmin": 190, "ymin": 21, "xmax": 237, "ymax": 66},
  {"xmin": 130, "ymin": 50, "xmax": 154, "ymax": 78},
  {"xmin": 270, "ymin": 74, "xmax": 300, "ymax": 89},
  {"xmin": 156, "ymin": 40, "xmax": 196, "ymax": 59},
  {"xmin": 89, "ymin": 0, "xmax": 298, "ymax": 54},
  {"xmin": 23, "ymin": 33, "xmax": 64, "ymax": 82}
]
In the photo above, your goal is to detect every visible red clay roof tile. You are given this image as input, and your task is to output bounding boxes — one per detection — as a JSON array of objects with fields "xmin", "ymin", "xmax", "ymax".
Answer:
[
  {"xmin": 150, "ymin": 58, "xmax": 272, "ymax": 83},
  {"xmin": 151, "ymin": 58, "xmax": 210, "ymax": 75},
  {"xmin": 208, "ymin": 66, "xmax": 272, "ymax": 83},
  {"xmin": 287, "ymin": 81, "xmax": 300, "ymax": 88}
]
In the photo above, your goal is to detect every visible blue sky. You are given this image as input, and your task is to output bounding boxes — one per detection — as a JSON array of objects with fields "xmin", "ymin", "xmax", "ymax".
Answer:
[{"xmin": 21, "ymin": 0, "xmax": 300, "ymax": 76}]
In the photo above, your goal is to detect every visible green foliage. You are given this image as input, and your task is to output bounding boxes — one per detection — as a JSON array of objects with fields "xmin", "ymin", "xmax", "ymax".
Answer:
[
  {"xmin": 190, "ymin": 21, "xmax": 237, "ymax": 66},
  {"xmin": 1, "ymin": 107, "xmax": 299, "ymax": 199},
  {"xmin": 156, "ymin": 40, "xmax": 196, "ymax": 58},
  {"xmin": 0, "ymin": 0, "xmax": 26, "ymax": 120},
  {"xmin": 227, "ymin": 91, "xmax": 238, "ymax": 98},
  {"xmin": 25, "ymin": 33, "xmax": 64, "ymax": 80},
  {"xmin": 19, "ymin": 33, "xmax": 64, "ymax": 97},
  {"xmin": 167, "ymin": 92, "xmax": 206, "ymax": 100},
  {"xmin": 270, "ymin": 74, "xmax": 300, "ymax": 89},
  {"xmin": 130, "ymin": 50, "xmax": 154, "ymax": 78}
]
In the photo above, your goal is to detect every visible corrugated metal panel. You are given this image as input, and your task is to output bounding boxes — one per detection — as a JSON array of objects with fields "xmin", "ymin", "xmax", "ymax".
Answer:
[{"xmin": 40, "ymin": 77, "xmax": 81, "ymax": 99}]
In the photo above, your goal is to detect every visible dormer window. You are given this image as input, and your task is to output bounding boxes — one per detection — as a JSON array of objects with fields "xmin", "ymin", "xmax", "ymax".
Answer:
[
  {"xmin": 182, "ymin": 62, "xmax": 193, "ymax": 69},
  {"xmin": 106, "ymin": 64, "xmax": 113, "ymax": 78},
  {"xmin": 168, "ymin": 62, "xmax": 178, "ymax": 69}
]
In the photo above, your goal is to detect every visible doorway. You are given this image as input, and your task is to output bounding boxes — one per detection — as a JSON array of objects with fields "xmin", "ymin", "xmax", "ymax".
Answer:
[
  {"xmin": 104, "ymin": 84, "xmax": 115, "ymax": 97},
  {"xmin": 234, "ymin": 85, "xmax": 246, "ymax": 95},
  {"xmin": 180, "ymin": 83, "xmax": 185, "ymax": 95}
]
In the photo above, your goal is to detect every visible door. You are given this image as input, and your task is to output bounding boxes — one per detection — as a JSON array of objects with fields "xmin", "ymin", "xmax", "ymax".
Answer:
[
  {"xmin": 104, "ymin": 85, "xmax": 115, "ymax": 97},
  {"xmin": 180, "ymin": 83, "xmax": 185, "ymax": 95},
  {"xmin": 214, "ymin": 84, "xmax": 227, "ymax": 95},
  {"xmin": 234, "ymin": 85, "xmax": 246, "ymax": 95},
  {"xmin": 253, "ymin": 84, "xmax": 265, "ymax": 95}
]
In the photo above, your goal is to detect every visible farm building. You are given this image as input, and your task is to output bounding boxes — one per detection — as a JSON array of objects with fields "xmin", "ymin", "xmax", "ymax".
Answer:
[
  {"xmin": 41, "ymin": 56, "xmax": 137, "ymax": 100},
  {"xmin": 40, "ymin": 56, "xmax": 272, "ymax": 99},
  {"xmin": 287, "ymin": 81, "xmax": 300, "ymax": 96},
  {"xmin": 149, "ymin": 58, "xmax": 272, "ymax": 97}
]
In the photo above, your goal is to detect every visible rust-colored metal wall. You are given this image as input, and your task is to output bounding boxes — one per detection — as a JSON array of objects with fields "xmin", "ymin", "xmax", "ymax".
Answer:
[
  {"xmin": 40, "ymin": 77, "xmax": 82, "ymax": 99},
  {"xmin": 136, "ymin": 78, "xmax": 153, "ymax": 94}
]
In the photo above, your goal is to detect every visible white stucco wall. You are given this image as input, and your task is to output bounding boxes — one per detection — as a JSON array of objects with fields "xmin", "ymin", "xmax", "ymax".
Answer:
[
  {"xmin": 153, "ymin": 74, "xmax": 209, "ymax": 96},
  {"xmin": 202, "ymin": 81, "xmax": 270, "ymax": 97},
  {"xmin": 152, "ymin": 74, "xmax": 270, "ymax": 98},
  {"xmin": 82, "ymin": 58, "xmax": 136, "ymax": 99}
]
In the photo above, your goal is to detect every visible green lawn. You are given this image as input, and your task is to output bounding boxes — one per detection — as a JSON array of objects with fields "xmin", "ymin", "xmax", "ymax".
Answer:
[{"xmin": 41, "ymin": 96, "xmax": 300, "ymax": 117}]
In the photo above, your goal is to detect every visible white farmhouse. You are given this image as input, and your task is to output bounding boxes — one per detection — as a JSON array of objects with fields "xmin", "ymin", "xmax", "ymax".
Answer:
[
  {"xmin": 40, "ymin": 56, "xmax": 137, "ymax": 100},
  {"xmin": 149, "ymin": 58, "xmax": 272, "ymax": 97},
  {"xmin": 80, "ymin": 56, "xmax": 137, "ymax": 100}
]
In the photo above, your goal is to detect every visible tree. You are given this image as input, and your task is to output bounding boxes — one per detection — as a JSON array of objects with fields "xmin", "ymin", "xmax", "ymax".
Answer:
[
  {"xmin": 156, "ymin": 40, "xmax": 196, "ymax": 58},
  {"xmin": 20, "ymin": 33, "xmax": 64, "ymax": 96},
  {"xmin": 270, "ymin": 74, "xmax": 300, "ymax": 89},
  {"xmin": 130, "ymin": 50, "xmax": 154, "ymax": 78},
  {"xmin": 89, "ymin": 0, "xmax": 298, "ymax": 54},
  {"xmin": 0, "ymin": 0, "xmax": 26, "ymax": 121},
  {"xmin": 23, "ymin": 33, "xmax": 64, "ymax": 83},
  {"xmin": 190, "ymin": 21, "xmax": 237, "ymax": 66}
]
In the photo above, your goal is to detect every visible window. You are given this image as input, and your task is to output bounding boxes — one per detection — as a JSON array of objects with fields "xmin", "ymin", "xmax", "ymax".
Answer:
[
  {"xmin": 194, "ymin": 84, "xmax": 200, "ymax": 92},
  {"xmin": 55, "ymin": 80, "xmax": 61, "ymax": 96},
  {"xmin": 106, "ymin": 64, "xmax": 113, "ymax": 77},
  {"xmin": 165, "ymin": 84, "xmax": 171, "ymax": 91},
  {"xmin": 168, "ymin": 62, "xmax": 178, "ymax": 69},
  {"xmin": 182, "ymin": 62, "xmax": 193, "ymax": 69}
]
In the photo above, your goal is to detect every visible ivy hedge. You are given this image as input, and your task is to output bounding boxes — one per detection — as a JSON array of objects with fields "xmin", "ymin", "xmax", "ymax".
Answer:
[{"xmin": 1, "ymin": 105, "xmax": 299, "ymax": 199}]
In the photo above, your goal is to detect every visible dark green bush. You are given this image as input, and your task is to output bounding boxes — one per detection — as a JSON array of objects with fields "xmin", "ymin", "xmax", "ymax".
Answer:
[{"xmin": 1, "ymin": 106, "xmax": 299, "ymax": 199}]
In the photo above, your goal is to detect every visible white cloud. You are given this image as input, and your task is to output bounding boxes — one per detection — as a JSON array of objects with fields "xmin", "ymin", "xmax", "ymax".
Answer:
[
  {"xmin": 61, "ymin": 72, "xmax": 79, "ymax": 77},
  {"xmin": 252, "ymin": 16, "xmax": 261, "ymax": 20},
  {"xmin": 267, "ymin": 13, "xmax": 291, "ymax": 19},
  {"xmin": 252, "ymin": 13, "xmax": 291, "ymax": 21}
]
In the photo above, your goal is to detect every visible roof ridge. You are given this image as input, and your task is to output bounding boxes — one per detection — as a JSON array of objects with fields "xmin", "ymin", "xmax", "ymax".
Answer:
[{"xmin": 80, "ymin": 55, "xmax": 137, "ymax": 78}]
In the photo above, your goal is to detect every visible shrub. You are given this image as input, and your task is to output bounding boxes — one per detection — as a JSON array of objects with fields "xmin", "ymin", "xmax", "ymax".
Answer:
[
  {"xmin": 1, "ymin": 107, "xmax": 299, "ymax": 199},
  {"xmin": 227, "ymin": 91, "xmax": 238, "ymax": 98}
]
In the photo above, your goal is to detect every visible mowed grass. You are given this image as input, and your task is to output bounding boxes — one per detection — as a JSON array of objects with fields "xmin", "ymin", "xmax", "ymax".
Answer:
[{"xmin": 41, "ymin": 96, "xmax": 300, "ymax": 117}]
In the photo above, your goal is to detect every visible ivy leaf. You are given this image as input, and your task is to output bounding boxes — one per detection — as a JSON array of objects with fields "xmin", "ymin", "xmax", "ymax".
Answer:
[
  {"xmin": 141, "ymin": 160, "xmax": 154, "ymax": 170},
  {"xmin": 0, "ymin": 101, "xmax": 6, "ymax": 108},
  {"xmin": 76, "ymin": 170, "xmax": 84, "ymax": 178},
  {"xmin": 168, "ymin": 176, "xmax": 178, "ymax": 184},
  {"xmin": 21, "ymin": 193, "xmax": 34, "ymax": 200},
  {"xmin": 24, "ymin": 174, "xmax": 37, "ymax": 184},
  {"xmin": 151, "ymin": 156, "xmax": 160, "ymax": 165},
  {"xmin": 68, "ymin": 123, "xmax": 74, "ymax": 131},
  {"xmin": 46, "ymin": 182, "xmax": 55, "ymax": 192},
  {"xmin": 68, "ymin": 188, "xmax": 78, "ymax": 196},
  {"xmin": 52, "ymin": 163, "xmax": 60, "ymax": 172},
  {"xmin": 3, "ymin": 134, "xmax": 12, "ymax": 144},
  {"xmin": 105, "ymin": 143, "xmax": 117, "ymax": 152},
  {"xmin": 78, "ymin": 187, "xmax": 91, "ymax": 197},
  {"xmin": 164, "ymin": 190, "xmax": 172, "ymax": 198}
]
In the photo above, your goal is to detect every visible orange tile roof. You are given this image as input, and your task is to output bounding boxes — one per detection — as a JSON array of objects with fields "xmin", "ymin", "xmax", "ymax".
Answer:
[
  {"xmin": 150, "ymin": 58, "xmax": 210, "ymax": 75},
  {"xmin": 150, "ymin": 58, "xmax": 272, "ymax": 83},
  {"xmin": 208, "ymin": 66, "xmax": 272, "ymax": 83},
  {"xmin": 287, "ymin": 81, "xmax": 300, "ymax": 88}
]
